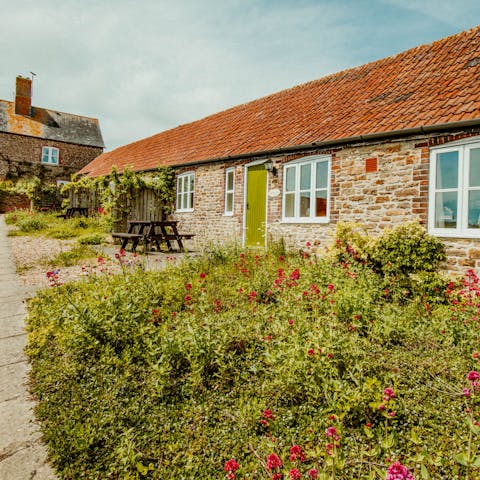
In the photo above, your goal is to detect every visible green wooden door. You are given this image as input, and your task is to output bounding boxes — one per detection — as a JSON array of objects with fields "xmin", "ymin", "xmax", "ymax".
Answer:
[{"xmin": 245, "ymin": 164, "xmax": 267, "ymax": 247}]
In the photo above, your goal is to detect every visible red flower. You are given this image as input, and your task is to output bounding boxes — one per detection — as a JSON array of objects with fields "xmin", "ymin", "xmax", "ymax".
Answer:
[
  {"xmin": 289, "ymin": 468, "xmax": 301, "ymax": 480},
  {"xmin": 289, "ymin": 445, "xmax": 305, "ymax": 462},
  {"xmin": 467, "ymin": 370, "xmax": 480, "ymax": 381},
  {"xmin": 262, "ymin": 409, "xmax": 274, "ymax": 419},
  {"xmin": 185, "ymin": 283, "xmax": 192, "ymax": 291},
  {"xmin": 248, "ymin": 291, "xmax": 257, "ymax": 301},
  {"xmin": 199, "ymin": 272, "xmax": 206, "ymax": 278},
  {"xmin": 290, "ymin": 269, "xmax": 300, "ymax": 281},
  {"xmin": 308, "ymin": 469, "xmax": 318, "ymax": 479},
  {"xmin": 266, "ymin": 453, "xmax": 282, "ymax": 470},
  {"xmin": 224, "ymin": 459, "xmax": 239, "ymax": 472},
  {"xmin": 184, "ymin": 295, "xmax": 192, "ymax": 303}
]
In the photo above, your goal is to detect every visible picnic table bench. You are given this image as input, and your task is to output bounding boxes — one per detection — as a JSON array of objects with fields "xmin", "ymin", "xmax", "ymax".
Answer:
[
  {"xmin": 57, "ymin": 207, "xmax": 89, "ymax": 219},
  {"xmin": 112, "ymin": 220, "xmax": 195, "ymax": 253},
  {"xmin": 148, "ymin": 220, "xmax": 195, "ymax": 252}
]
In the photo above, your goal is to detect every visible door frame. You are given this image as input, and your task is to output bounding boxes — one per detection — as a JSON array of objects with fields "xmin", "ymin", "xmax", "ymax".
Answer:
[{"xmin": 242, "ymin": 159, "xmax": 269, "ymax": 247}]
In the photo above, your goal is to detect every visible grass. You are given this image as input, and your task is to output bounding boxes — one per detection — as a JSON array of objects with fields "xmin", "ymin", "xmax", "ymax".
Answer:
[{"xmin": 5, "ymin": 209, "xmax": 109, "ymax": 241}]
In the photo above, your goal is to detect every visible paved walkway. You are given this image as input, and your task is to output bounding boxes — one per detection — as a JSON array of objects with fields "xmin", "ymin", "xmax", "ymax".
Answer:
[{"xmin": 0, "ymin": 215, "xmax": 56, "ymax": 479}]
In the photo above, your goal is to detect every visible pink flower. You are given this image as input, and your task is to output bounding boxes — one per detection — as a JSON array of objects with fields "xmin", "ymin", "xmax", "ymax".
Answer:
[
  {"xmin": 383, "ymin": 387, "xmax": 395, "ymax": 400},
  {"xmin": 289, "ymin": 468, "xmax": 301, "ymax": 480},
  {"xmin": 386, "ymin": 461, "xmax": 414, "ymax": 480},
  {"xmin": 224, "ymin": 459, "xmax": 239, "ymax": 472},
  {"xmin": 266, "ymin": 453, "xmax": 282, "ymax": 470},
  {"xmin": 463, "ymin": 388, "xmax": 471, "ymax": 397},
  {"xmin": 388, "ymin": 411, "xmax": 396, "ymax": 417},
  {"xmin": 308, "ymin": 469, "xmax": 318, "ymax": 479},
  {"xmin": 378, "ymin": 404, "xmax": 385, "ymax": 411},
  {"xmin": 325, "ymin": 426, "xmax": 337, "ymax": 438}
]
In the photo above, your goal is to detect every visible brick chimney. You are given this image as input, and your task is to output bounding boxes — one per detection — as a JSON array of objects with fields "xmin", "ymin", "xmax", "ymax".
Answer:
[{"xmin": 14, "ymin": 76, "xmax": 32, "ymax": 116}]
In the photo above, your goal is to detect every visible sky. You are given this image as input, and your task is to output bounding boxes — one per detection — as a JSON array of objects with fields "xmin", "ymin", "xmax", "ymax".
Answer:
[{"xmin": 1, "ymin": 0, "xmax": 480, "ymax": 152}]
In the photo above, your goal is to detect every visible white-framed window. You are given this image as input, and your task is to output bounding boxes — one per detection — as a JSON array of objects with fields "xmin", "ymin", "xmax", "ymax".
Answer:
[
  {"xmin": 282, "ymin": 154, "xmax": 331, "ymax": 223},
  {"xmin": 429, "ymin": 138, "xmax": 480, "ymax": 238},
  {"xmin": 41, "ymin": 146, "xmax": 59, "ymax": 165},
  {"xmin": 224, "ymin": 167, "xmax": 235, "ymax": 215},
  {"xmin": 176, "ymin": 172, "xmax": 195, "ymax": 212}
]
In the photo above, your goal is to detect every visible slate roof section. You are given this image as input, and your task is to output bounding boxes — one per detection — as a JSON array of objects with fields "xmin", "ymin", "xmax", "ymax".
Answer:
[
  {"xmin": 81, "ymin": 25, "xmax": 480, "ymax": 177},
  {"xmin": 0, "ymin": 100, "xmax": 104, "ymax": 148}
]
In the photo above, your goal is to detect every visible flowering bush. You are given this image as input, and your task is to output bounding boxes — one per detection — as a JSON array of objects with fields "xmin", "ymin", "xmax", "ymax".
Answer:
[{"xmin": 25, "ymin": 241, "xmax": 480, "ymax": 478}]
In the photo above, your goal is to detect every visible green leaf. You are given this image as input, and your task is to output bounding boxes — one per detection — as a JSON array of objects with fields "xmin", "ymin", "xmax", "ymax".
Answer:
[
  {"xmin": 454, "ymin": 452, "xmax": 471, "ymax": 466},
  {"xmin": 420, "ymin": 464, "xmax": 430, "ymax": 479}
]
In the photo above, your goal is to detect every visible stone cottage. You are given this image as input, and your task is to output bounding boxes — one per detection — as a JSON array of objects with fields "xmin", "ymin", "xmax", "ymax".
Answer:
[
  {"xmin": 0, "ymin": 76, "xmax": 104, "ymax": 185},
  {"xmin": 80, "ymin": 26, "xmax": 480, "ymax": 272}
]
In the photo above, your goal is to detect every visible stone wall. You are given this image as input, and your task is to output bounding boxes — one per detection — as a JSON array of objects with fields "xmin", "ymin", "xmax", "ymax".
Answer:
[
  {"xmin": 172, "ymin": 130, "xmax": 480, "ymax": 273},
  {"xmin": 0, "ymin": 131, "xmax": 103, "ymax": 183}
]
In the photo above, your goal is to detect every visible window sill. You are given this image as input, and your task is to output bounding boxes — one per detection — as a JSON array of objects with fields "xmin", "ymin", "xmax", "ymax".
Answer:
[
  {"xmin": 223, "ymin": 212, "xmax": 234, "ymax": 217},
  {"xmin": 429, "ymin": 229, "xmax": 480, "ymax": 239},
  {"xmin": 281, "ymin": 217, "xmax": 330, "ymax": 224},
  {"xmin": 175, "ymin": 209, "xmax": 194, "ymax": 214},
  {"xmin": 41, "ymin": 162, "xmax": 58, "ymax": 166}
]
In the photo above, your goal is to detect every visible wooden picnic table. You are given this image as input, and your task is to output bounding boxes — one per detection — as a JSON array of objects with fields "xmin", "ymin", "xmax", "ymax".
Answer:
[
  {"xmin": 57, "ymin": 207, "xmax": 89, "ymax": 219},
  {"xmin": 111, "ymin": 220, "xmax": 194, "ymax": 253}
]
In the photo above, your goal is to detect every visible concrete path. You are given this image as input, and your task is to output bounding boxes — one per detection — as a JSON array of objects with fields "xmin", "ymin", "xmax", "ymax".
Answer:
[{"xmin": 0, "ymin": 216, "xmax": 56, "ymax": 479}]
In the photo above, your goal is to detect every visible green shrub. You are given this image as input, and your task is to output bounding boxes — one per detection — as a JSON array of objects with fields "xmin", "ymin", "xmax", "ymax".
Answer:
[
  {"xmin": 48, "ymin": 227, "xmax": 78, "ymax": 239},
  {"xmin": 77, "ymin": 233, "xmax": 106, "ymax": 245},
  {"xmin": 25, "ymin": 243, "xmax": 480, "ymax": 479},
  {"xmin": 47, "ymin": 245, "xmax": 99, "ymax": 267},
  {"xmin": 370, "ymin": 220, "xmax": 445, "ymax": 275},
  {"xmin": 18, "ymin": 216, "xmax": 47, "ymax": 232}
]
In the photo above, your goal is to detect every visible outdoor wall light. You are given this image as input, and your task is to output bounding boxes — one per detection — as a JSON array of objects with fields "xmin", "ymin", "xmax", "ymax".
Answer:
[{"xmin": 264, "ymin": 160, "xmax": 278, "ymax": 177}]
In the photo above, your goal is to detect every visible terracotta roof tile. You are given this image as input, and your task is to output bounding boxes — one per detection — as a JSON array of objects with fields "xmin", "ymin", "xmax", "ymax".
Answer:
[{"xmin": 81, "ymin": 26, "xmax": 480, "ymax": 177}]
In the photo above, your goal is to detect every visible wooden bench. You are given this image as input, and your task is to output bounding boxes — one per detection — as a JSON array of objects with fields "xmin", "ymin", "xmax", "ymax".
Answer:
[
  {"xmin": 57, "ymin": 207, "xmax": 89, "ymax": 219},
  {"xmin": 111, "ymin": 220, "xmax": 150, "ymax": 252},
  {"xmin": 148, "ymin": 220, "xmax": 195, "ymax": 252}
]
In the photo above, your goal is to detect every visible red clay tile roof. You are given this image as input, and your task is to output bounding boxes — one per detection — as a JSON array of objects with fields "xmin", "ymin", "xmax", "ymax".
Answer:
[{"xmin": 81, "ymin": 26, "xmax": 480, "ymax": 177}]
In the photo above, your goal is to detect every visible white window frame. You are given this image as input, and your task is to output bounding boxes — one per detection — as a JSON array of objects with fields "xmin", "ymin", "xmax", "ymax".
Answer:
[
  {"xmin": 428, "ymin": 137, "xmax": 480, "ymax": 238},
  {"xmin": 41, "ymin": 146, "xmax": 59, "ymax": 165},
  {"xmin": 282, "ymin": 154, "xmax": 331, "ymax": 223},
  {"xmin": 176, "ymin": 172, "xmax": 195, "ymax": 212},
  {"xmin": 224, "ymin": 167, "xmax": 235, "ymax": 215}
]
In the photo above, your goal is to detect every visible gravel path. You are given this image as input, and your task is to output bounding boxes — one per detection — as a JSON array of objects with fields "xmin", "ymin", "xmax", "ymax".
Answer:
[{"xmin": 8, "ymin": 233, "xmax": 192, "ymax": 288}]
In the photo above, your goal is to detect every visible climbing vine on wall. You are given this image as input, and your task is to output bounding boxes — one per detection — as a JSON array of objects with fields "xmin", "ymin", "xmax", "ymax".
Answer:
[{"xmin": 61, "ymin": 166, "xmax": 176, "ymax": 227}]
